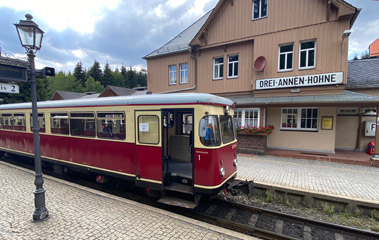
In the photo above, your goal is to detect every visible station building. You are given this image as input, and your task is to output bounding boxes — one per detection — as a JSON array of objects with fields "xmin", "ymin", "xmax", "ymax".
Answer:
[{"xmin": 144, "ymin": 0, "xmax": 379, "ymax": 154}]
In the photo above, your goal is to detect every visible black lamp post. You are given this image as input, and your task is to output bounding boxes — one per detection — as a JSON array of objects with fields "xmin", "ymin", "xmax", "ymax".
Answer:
[{"xmin": 14, "ymin": 14, "xmax": 49, "ymax": 222}]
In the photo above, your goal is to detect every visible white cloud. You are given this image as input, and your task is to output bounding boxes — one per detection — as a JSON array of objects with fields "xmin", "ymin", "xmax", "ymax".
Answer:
[
  {"xmin": 188, "ymin": 0, "xmax": 213, "ymax": 16},
  {"xmin": 72, "ymin": 49, "xmax": 86, "ymax": 59},
  {"xmin": 152, "ymin": 4, "xmax": 166, "ymax": 18},
  {"xmin": 166, "ymin": 0, "xmax": 187, "ymax": 8},
  {"xmin": 0, "ymin": 0, "xmax": 121, "ymax": 34}
]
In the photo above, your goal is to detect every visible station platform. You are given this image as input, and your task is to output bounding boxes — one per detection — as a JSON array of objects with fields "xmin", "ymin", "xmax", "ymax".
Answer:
[
  {"xmin": 264, "ymin": 149, "xmax": 377, "ymax": 167},
  {"xmin": 0, "ymin": 161, "xmax": 255, "ymax": 240},
  {"xmin": 237, "ymin": 154, "xmax": 379, "ymax": 205}
]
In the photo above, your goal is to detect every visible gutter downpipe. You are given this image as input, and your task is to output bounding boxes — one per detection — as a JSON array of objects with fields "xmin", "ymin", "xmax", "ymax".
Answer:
[
  {"xmin": 160, "ymin": 48, "xmax": 197, "ymax": 94},
  {"xmin": 355, "ymin": 107, "xmax": 362, "ymax": 151}
]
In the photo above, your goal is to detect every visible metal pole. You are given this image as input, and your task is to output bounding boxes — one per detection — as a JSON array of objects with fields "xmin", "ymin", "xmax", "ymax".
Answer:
[{"xmin": 28, "ymin": 49, "xmax": 49, "ymax": 221}]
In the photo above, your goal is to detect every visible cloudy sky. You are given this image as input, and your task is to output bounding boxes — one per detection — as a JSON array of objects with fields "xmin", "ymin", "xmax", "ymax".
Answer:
[{"xmin": 0, "ymin": 0, "xmax": 378, "ymax": 73}]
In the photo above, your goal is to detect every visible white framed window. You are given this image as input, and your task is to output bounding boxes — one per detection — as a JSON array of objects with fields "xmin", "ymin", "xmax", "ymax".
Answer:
[
  {"xmin": 281, "ymin": 108, "xmax": 318, "ymax": 131},
  {"xmin": 213, "ymin": 57, "xmax": 224, "ymax": 80},
  {"xmin": 252, "ymin": 0, "xmax": 267, "ymax": 20},
  {"xmin": 169, "ymin": 65, "xmax": 177, "ymax": 85},
  {"xmin": 299, "ymin": 40, "xmax": 316, "ymax": 70},
  {"xmin": 227, "ymin": 54, "xmax": 239, "ymax": 78},
  {"xmin": 180, "ymin": 63, "xmax": 188, "ymax": 84},
  {"xmin": 234, "ymin": 108, "xmax": 260, "ymax": 128},
  {"xmin": 234, "ymin": 109, "xmax": 242, "ymax": 128},
  {"xmin": 278, "ymin": 43, "xmax": 293, "ymax": 72}
]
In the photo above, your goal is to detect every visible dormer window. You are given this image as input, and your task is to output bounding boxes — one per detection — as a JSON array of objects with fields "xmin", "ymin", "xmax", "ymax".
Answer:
[{"xmin": 252, "ymin": 0, "xmax": 267, "ymax": 20}]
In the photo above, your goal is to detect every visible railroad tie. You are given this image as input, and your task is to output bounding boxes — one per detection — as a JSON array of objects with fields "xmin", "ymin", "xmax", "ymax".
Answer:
[
  {"xmin": 205, "ymin": 204, "xmax": 217, "ymax": 215},
  {"xmin": 248, "ymin": 214, "xmax": 259, "ymax": 227},
  {"xmin": 303, "ymin": 226, "xmax": 312, "ymax": 240},
  {"xmin": 225, "ymin": 208, "xmax": 236, "ymax": 220},
  {"xmin": 274, "ymin": 220, "xmax": 284, "ymax": 234},
  {"xmin": 334, "ymin": 233, "xmax": 344, "ymax": 240}
]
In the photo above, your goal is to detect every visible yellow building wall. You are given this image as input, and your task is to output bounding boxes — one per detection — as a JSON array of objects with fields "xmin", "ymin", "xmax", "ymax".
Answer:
[{"xmin": 267, "ymin": 107, "xmax": 337, "ymax": 153}]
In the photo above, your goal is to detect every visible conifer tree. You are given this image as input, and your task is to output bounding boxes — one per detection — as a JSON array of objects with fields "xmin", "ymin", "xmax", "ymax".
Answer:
[
  {"xmin": 88, "ymin": 60, "xmax": 102, "ymax": 83},
  {"xmin": 101, "ymin": 62, "xmax": 114, "ymax": 87},
  {"xmin": 136, "ymin": 71, "xmax": 147, "ymax": 87},
  {"xmin": 126, "ymin": 66, "xmax": 137, "ymax": 88},
  {"xmin": 112, "ymin": 67, "xmax": 123, "ymax": 87},
  {"xmin": 73, "ymin": 61, "xmax": 86, "ymax": 87},
  {"xmin": 121, "ymin": 65, "xmax": 129, "ymax": 88}
]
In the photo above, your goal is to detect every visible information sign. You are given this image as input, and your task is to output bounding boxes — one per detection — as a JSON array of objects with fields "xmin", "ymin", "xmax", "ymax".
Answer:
[
  {"xmin": 0, "ymin": 63, "xmax": 28, "ymax": 82},
  {"xmin": 0, "ymin": 82, "xmax": 20, "ymax": 94}
]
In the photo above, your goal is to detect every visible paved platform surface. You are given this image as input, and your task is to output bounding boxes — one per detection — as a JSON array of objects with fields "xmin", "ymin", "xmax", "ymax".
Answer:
[
  {"xmin": 0, "ymin": 162, "xmax": 255, "ymax": 240},
  {"xmin": 237, "ymin": 154, "xmax": 379, "ymax": 204}
]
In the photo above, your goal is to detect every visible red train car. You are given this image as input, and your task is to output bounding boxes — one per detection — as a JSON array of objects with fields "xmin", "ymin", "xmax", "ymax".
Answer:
[{"xmin": 0, "ymin": 93, "xmax": 237, "ymax": 207}]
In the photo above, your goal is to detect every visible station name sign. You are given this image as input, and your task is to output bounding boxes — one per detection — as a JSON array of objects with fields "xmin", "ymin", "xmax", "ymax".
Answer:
[{"xmin": 256, "ymin": 72, "xmax": 343, "ymax": 90}]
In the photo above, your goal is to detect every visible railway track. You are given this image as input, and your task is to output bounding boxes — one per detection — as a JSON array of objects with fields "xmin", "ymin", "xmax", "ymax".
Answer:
[
  {"xmin": 2, "ymin": 156, "xmax": 379, "ymax": 240},
  {"xmin": 188, "ymin": 198, "xmax": 379, "ymax": 240}
]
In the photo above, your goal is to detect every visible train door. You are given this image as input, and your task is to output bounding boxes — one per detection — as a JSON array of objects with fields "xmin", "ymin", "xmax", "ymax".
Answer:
[
  {"xmin": 135, "ymin": 110, "xmax": 162, "ymax": 189},
  {"xmin": 162, "ymin": 109, "xmax": 194, "ymax": 192}
]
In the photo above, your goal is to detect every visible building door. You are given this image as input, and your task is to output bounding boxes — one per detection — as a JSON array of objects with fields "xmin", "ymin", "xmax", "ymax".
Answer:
[{"xmin": 335, "ymin": 115, "xmax": 359, "ymax": 150}]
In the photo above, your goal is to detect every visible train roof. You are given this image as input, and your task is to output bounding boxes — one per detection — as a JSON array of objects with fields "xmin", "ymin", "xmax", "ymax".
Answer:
[{"xmin": 0, "ymin": 93, "xmax": 234, "ymax": 110}]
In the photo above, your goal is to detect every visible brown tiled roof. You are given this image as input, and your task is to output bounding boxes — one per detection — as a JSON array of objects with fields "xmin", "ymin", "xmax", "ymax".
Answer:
[
  {"xmin": 107, "ymin": 85, "xmax": 137, "ymax": 96},
  {"xmin": 50, "ymin": 90, "xmax": 87, "ymax": 100}
]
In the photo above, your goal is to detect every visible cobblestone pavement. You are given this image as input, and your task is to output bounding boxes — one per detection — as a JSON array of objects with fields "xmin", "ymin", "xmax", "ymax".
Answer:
[
  {"xmin": 237, "ymin": 155, "xmax": 379, "ymax": 202},
  {"xmin": 0, "ymin": 162, "xmax": 255, "ymax": 240}
]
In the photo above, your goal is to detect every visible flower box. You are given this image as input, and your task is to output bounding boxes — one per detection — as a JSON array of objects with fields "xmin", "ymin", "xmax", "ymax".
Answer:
[{"xmin": 235, "ymin": 125, "xmax": 274, "ymax": 154}]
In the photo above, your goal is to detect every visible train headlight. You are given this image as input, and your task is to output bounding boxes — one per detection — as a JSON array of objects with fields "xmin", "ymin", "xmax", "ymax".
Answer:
[
  {"xmin": 220, "ymin": 167, "xmax": 225, "ymax": 177},
  {"xmin": 233, "ymin": 158, "xmax": 238, "ymax": 167}
]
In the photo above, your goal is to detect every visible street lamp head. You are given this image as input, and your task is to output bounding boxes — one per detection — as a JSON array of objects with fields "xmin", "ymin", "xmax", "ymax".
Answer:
[{"xmin": 14, "ymin": 14, "xmax": 44, "ymax": 52}]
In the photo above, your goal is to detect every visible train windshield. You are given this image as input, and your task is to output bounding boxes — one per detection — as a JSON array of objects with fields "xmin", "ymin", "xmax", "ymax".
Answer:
[
  {"xmin": 220, "ymin": 115, "xmax": 235, "ymax": 144},
  {"xmin": 199, "ymin": 115, "xmax": 221, "ymax": 146}
]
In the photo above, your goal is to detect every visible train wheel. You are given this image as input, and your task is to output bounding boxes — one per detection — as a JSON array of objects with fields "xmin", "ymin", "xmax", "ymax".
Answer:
[{"xmin": 146, "ymin": 189, "xmax": 161, "ymax": 199}]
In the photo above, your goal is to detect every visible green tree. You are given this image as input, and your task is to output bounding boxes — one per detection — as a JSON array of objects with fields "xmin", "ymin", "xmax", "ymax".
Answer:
[
  {"xmin": 121, "ymin": 65, "xmax": 129, "ymax": 88},
  {"xmin": 48, "ymin": 71, "xmax": 83, "ymax": 94},
  {"xmin": 112, "ymin": 67, "xmax": 123, "ymax": 87},
  {"xmin": 37, "ymin": 77, "xmax": 52, "ymax": 101},
  {"xmin": 88, "ymin": 60, "xmax": 102, "ymax": 83},
  {"xmin": 136, "ymin": 71, "xmax": 147, "ymax": 87},
  {"xmin": 126, "ymin": 66, "xmax": 137, "ymax": 88},
  {"xmin": 101, "ymin": 62, "xmax": 113, "ymax": 87},
  {"xmin": 73, "ymin": 61, "xmax": 86, "ymax": 87},
  {"xmin": 84, "ymin": 76, "xmax": 104, "ymax": 93},
  {"xmin": 361, "ymin": 50, "xmax": 370, "ymax": 59}
]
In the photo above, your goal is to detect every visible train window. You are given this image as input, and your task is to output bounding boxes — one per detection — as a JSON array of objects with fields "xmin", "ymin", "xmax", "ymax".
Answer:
[
  {"xmin": 30, "ymin": 113, "xmax": 45, "ymax": 133},
  {"xmin": 220, "ymin": 115, "xmax": 235, "ymax": 144},
  {"xmin": 138, "ymin": 115, "xmax": 159, "ymax": 144},
  {"xmin": 0, "ymin": 114, "xmax": 13, "ymax": 130},
  {"xmin": 13, "ymin": 114, "xmax": 26, "ymax": 131},
  {"xmin": 182, "ymin": 114, "xmax": 193, "ymax": 134},
  {"xmin": 51, "ymin": 113, "xmax": 69, "ymax": 135},
  {"xmin": 70, "ymin": 112, "xmax": 95, "ymax": 137},
  {"xmin": 97, "ymin": 112, "xmax": 125, "ymax": 140},
  {"xmin": 199, "ymin": 115, "xmax": 221, "ymax": 146}
]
